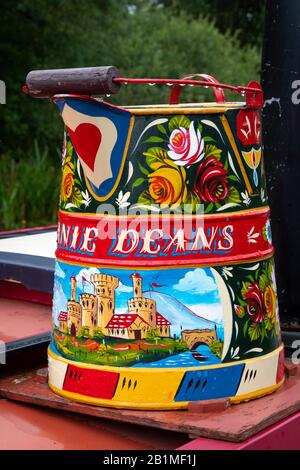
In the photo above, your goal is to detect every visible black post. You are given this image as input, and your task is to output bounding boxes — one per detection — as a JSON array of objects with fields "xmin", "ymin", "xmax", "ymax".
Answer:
[{"xmin": 262, "ymin": 0, "xmax": 300, "ymax": 328}]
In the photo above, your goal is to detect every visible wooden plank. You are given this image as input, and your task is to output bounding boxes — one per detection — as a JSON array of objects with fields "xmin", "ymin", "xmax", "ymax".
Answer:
[{"xmin": 0, "ymin": 365, "xmax": 300, "ymax": 442}]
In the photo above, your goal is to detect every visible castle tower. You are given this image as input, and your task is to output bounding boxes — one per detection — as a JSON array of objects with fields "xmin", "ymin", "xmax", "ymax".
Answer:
[
  {"xmin": 71, "ymin": 275, "xmax": 76, "ymax": 301},
  {"xmin": 67, "ymin": 276, "xmax": 82, "ymax": 336},
  {"xmin": 90, "ymin": 274, "xmax": 119, "ymax": 334},
  {"xmin": 128, "ymin": 296, "xmax": 157, "ymax": 328},
  {"xmin": 130, "ymin": 273, "xmax": 142, "ymax": 298},
  {"xmin": 80, "ymin": 293, "xmax": 97, "ymax": 335},
  {"xmin": 128, "ymin": 272, "xmax": 156, "ymax": 328}
]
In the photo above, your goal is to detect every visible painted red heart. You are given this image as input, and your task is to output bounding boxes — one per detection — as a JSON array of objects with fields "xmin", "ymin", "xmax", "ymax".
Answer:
[{"xmin": 67, "ymin": 123, "xmax": 101, "ymax": 172}]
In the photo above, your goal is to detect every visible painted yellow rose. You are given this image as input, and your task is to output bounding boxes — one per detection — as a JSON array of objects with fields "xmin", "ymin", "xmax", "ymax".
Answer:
[
  {"xmin": 61, "ymin": 167, "xmax": 74, "ymax": 202},
  {"xmin": 264, "ymin": 284, "xmax": 276, "ymax": 324},
  {"xmin": 148, "ymin": 159, "xmax": 187, "ymax": 207}
]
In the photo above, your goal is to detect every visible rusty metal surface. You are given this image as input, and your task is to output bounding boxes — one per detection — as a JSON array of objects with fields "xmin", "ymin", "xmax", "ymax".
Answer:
[
  {"xmin": 1, "ymin": 366, "xmax": 300, "ymax": 443},
  {"xmin": 0, "ymin": 399, "xmax": 187, "ymax": 450},
  {"xmin": 0, "ymin": 297, "xmax": 51, "ymax": 343}
]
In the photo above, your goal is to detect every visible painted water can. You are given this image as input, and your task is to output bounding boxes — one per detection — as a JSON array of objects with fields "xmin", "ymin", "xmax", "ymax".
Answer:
[{"xmin": 25, "ymin": 68, "xmax": 285, "ymax": 409}]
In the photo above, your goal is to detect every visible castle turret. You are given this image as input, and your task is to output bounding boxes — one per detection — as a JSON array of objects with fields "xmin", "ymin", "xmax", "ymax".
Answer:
[
  {"xmin": 128, "ymin": 296, "xmax": 157, "ymax": 328},
  {"xmin": 71, "ymin": 275, "xmax": 76, "ymax": 301},
  {"xmin": 67, "ymin": 276, "xmax": 82, "ymax": 336},
  {"xmin": 130, "ymin": 272, "xmax": 142, "ymax": 298},
  {"xmin": 80, "ymin": 293, "xmax": 97, "ymax": 335},
  {"xmin": 91, "ymin": 273, "xmax": 119, "ymax": 334}
]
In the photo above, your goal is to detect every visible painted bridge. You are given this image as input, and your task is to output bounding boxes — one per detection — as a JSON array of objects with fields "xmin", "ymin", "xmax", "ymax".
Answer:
[{"xmin": 181, "ymin": 328, "xmax": 216, "ymax": 350}]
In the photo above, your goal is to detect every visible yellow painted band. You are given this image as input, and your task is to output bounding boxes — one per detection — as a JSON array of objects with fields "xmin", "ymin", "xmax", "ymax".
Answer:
[
  {"xmin": 128, "ymin": 108, "xmax": 228, "ymax": 116},
  {"xmin": 48, "ymin": 382, "xmax": 188, "ymax": 410},
  {"xmin": 231, "ymin": 377, "xmax": 285, "ymax": 404},
  {"xmin": 48, "ymin": 345, "xmax": 284, "ymax": 409},
  {"xmin": 125, "ymin": 102, "xmax": 244, "ymax": 111}
]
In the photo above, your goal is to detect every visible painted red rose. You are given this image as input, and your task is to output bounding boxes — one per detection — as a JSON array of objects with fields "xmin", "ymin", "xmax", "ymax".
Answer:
[
  {"xmin": 244, "ymin": 282, "xmax": 265, "ymax": 323},
  {"xmin": 194, "ymin": 156, "xmax": 229, "ymax": 203}
]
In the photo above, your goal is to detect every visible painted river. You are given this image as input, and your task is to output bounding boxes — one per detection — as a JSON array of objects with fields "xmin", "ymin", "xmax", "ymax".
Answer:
[{"xmin": 132, "ymin": 344, "xmax": 221, "ymax": 368}]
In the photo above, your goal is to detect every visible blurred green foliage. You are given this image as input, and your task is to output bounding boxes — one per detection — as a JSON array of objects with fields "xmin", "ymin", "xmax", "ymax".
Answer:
[
  {"xmin": 0, "ymin": 142, "xmax": 61, "ymax": 229},
  {"xmin": 0, "ymin": 0, "xmax": 263, "ymax": 229}
]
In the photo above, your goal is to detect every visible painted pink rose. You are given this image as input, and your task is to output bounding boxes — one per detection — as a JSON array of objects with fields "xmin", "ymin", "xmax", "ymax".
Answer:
[{"xmin": 167, "ymin": 121, "xmax": 205, "ymax": 166}]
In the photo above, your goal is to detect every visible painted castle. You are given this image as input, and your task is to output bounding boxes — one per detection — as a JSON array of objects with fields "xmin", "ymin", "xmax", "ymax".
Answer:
[{"xmin": 58, "ymin": 272, "xmax": 171, "ymax": 340}]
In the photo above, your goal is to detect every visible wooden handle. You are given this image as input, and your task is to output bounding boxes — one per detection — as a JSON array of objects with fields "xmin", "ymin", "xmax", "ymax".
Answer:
[
  {"xmin": 24, "ymin": 66, "xmax": 121, "ymax": 98},
  {"xmin": 169, "ymin": 73, "xmax": 226, "ymax": 104}
]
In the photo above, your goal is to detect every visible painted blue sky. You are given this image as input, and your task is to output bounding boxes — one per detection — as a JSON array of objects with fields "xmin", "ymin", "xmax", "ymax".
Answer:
[{"xmin": 53, "ymin": 260, "xmax": 223, "ymax": 325}]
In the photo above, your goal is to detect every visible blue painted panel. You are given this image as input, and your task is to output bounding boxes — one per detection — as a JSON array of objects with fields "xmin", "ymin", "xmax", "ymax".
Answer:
[
  {"xmin": 55, "ymin": 97, "xmax": 132, "ymax": 199},
  {"xmin": 174, "ymin": 363, "xmax": 245, "ymax": 402}
]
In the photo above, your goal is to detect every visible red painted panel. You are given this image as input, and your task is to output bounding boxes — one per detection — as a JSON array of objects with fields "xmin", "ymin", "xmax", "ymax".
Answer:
[
  {"xmin": 56, "ymin": 207, "xmax": 273, "ymax": 267},
  {"xmin": 63, "ymin": 364, "xmax": 119, "ymax": 399}
]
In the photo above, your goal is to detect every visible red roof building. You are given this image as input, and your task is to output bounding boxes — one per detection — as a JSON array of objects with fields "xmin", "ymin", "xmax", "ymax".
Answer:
[
  {"xmin": 156, "ymin": 312, "xmax": 171, "ymax": 326},
  {"xmin": 106, "ymin": 314, "xmax": 150, "ymax": 329},
  {"xmin": 58, "ymin": 311, "xmax": 68, "ymax": 322}
]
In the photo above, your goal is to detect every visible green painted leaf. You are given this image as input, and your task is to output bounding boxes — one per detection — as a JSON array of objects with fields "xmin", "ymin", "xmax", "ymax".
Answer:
[
  {"xmin": 259, "ymin": 273, "xmax": 270, "ymax": 292},
  {"xmin": 66, "ymin": 141, "xmax": 73, "ymax": 155},
  {"xmin": 157, "ymin": 124, "xmax": 169, "ymax": 136},
  {"xmin": 241, "ymin": 281, "xmax": 251, "ymax": 297},
  {"xmin": 132, "ymin": 177, "xmax": 145, "ymax": 189},
  {"xmin": 137, "ymin": 190, "xmax": 154, "ymax": 205},
  {"xmin": 243, "ymin": 318, "xmax": 250, "ymax": 336},
  {"xmin": 248, "ymin": 323, "xmax": 261, "ymax": 341},
  {"xmin": 168, "ymin": 115, "xmax": 190, "ymax": 132},
  {"xmin": 226, "ymin": 186, "xmax": 242, "ymax": 204},
  {"xmin": 228, "ymin": 175, "xmax": 239, "ymax": 182},
  {"xmin": 138, "ymin": 163, "xmax": 149, "ymax": 176},
  {"xmin": 143, "ymin": 147, "xmax": 168, "ymax": 169},
  {"xmin": 145, "ymin": 136, "xmax": 165, "ymax": 143},
  {"xmin": 264, "ymin": 315, "xmax": 274, "ymax": 332},
  {"xmin": 260, "ymin": 323, "xmax": 267, "ymax": 341},
  {"xmin": 71, "ymin": 187, "xmax": 83, "ymax": 206},
  {"xmin": 204, "ymin": 144, "xmax": 222, "ymax": 160},
  {"xmin": 185, "ymin": 190, "xmax": 201, "ymax": 212},
  {"xmin": 203, "ymin": 136, "xmax": 216, "ymax": 143},
  {"xmin": 205, "ymin": 202, "xmax": 214, "ymax": 213},
  {"xmin": 237, "ymin": 296, "xmax": 247, "ymax": 308}
]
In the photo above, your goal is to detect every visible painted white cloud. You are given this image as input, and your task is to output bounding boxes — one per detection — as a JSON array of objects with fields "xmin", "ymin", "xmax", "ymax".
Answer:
[
  {"xmin": 174, "ymin": 268, "xmax": 217, "ymax": 294},
  {"xmin": 116, "ymin": 281, "xmax": 132, "ymax": 294}
]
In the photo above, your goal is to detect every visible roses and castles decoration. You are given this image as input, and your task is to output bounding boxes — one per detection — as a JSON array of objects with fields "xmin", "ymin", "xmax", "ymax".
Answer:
[{"xmin": 25, "ymin": 67, "xmax": 284, "ymax": 410}]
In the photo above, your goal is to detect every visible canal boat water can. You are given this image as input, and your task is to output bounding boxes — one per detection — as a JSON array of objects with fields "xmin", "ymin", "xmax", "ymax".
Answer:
[{"xmin": 28, "ymin": 70, "xmax": 285, "ymax": 409}]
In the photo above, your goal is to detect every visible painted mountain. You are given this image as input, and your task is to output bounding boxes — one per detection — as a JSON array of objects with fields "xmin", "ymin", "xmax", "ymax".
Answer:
[{"xmin": 143, "ymin": 290, "xmax": 216, "ymax": 336}]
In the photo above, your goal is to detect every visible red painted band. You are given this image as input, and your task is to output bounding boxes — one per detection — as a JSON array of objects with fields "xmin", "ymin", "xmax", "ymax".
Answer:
[
  {"xmin": 63, "ymin": 364, "xmax": 119, "ymax": 399},
  {"xmin": 56, "ymin": 208, "xmax": 273, "ymax": 267}
]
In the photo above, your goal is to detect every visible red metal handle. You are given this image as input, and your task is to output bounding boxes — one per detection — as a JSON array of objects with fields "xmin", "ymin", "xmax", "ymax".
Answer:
[
  {"xmin": 169, "ymin": 74, "xmax": 226, "ymax": 105},
  {"xmin": 113, "ymin": 77, "xmax": 263, "ymax": 109}
]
